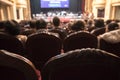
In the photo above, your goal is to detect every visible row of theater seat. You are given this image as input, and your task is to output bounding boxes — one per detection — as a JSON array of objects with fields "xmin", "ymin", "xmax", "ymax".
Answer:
[
  {"xmin": 0, "ymin": 31, "xmax": 120, "ymax": 71},
  {"xmin": 0, "ymin": 48, "xmax": 120, "ymax": 80}
]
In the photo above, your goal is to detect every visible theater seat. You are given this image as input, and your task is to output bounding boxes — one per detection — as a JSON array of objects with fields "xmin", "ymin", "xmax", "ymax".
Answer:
[
  {"xmin": 20, "ymin": 29, "xmax": 36, "ymax": 36},
  {"xmin": 63, "ymin": 31, "xmax": 98, "ymax": 52},
  {"xmin": 0, "ymin": 50, "xmax": 38, "ymax": 80},
  {"xmin": 91, "ymin": 27, "xmax": 106, "ymax": 36},
  {"xmin": 0, "ymin": 32, "xmax": 25, "ymax": 56},
  {"xmin": 41, "ymin": 48, "xmax": 120, "ymax": 80},
  {"xmin": 26, "ymin": 32, "xmax": 62, "ymax": 70},
  {"xmin": 49, "ymin": 28, "xmax": 67, "ymax": 42}
]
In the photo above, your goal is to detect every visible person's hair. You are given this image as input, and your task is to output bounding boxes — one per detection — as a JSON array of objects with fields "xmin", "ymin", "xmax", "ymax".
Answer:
[
  {"xmin": 71, "ymin": 20, "xmax": 85, "ymax": 31},
  {"xmin": 87, "ymin": 20, "xmax": 93, "ymax": 26},
  {"xmin": 4, "ymin": 20, "xmax": 20, "ymax": 36},
  {"xmin": 36, "ymin": 19, "xmax": 47, "ymax": 29},
  {"xmin": 52, "ymin": 16, "xmax": 60, "ymax": 27},
  {"xmin": 29, "ymin": 20, "xmax": 36, "ymax": 28},
  {"xmin": 94, "ymin": 19, "xmax": 105, "ymax": 28},
  {"xmin": 105, "ymin": 19, "xmax": 112, "ymax": 25},
  {"xmin": 84, "ymin": 19, "xmax": 88, "ymax": 24},
  {"xmin": 113, "ymin": 19, "xmax": 120, "ymax": 23},
  {"xmin": 19, "ymin": 20, "xmax": 29, "ymax": 27},
  {"xmin": 108, "ymin": 22, "xmax": 119, "ymax": 31},
  {"xmin": 0, "ymin": 21, "xmax": 5, "ymax": 29}
]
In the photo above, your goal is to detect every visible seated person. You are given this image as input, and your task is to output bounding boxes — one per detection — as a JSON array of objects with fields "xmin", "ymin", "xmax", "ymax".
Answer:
[
  {"xmin": 70, "ymin": 20, "xmax": 86, "ymax": 33},
  {"xmin": 106, "ymin": 22, "xmax": 119, "ymax": 32},
  {"xmin": 3, "ymin": 20, "xmax": 27, "ymax": 45},
  {"xmin": 36, "ymin": 19, "xmax": 48, "ymax": 33},
  {"xmin": 49, "ymin": 16, "xmax": 67, "ymax": 41}
]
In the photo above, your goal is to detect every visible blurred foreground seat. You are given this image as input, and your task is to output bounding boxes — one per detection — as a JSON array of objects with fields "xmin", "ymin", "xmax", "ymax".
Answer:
[{"xmin": 41, "ymin": 48, "xmax": 120, "ymax": 80}]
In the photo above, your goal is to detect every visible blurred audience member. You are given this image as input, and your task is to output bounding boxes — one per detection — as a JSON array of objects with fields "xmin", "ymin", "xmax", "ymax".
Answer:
[
  {"xmin": 70, "ymin": 20, "xmax": 86, "ymax": 33},
  {"xmin": 91, "ymin": 19, "xmax": 105, "ymax": 36},
  {"xmin": 4, "ymin": 20, "xmax": 27, "ymax": 44},
  {"xmin": 106, "ymin": 22, "xmax": 119, "ymax": 32},
  {"xmin": 86, "ymin": 19, "xmax": 95, "ymax": 32},
  {"xmin": 0, "ymin": 21, "xmax": 5, "ymax": 32},
  {"xmin": 36, "ymin": 19, "xmax": 48, "ymax": 33},
  {"xmin": 49, "ymin": 16, "xmax": 67, "ymax": 41}
]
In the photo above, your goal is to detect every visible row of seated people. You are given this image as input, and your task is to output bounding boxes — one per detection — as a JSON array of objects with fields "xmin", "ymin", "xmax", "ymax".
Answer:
[
  {"xmin": 0, "ymin": 18, "xmax": 120, "ymax": 71},
  {"xmin": 0, "ymin": 17, "xmax": 119, "ymax": 39},
  {"xmin": 0, "ymin": 48, "xmax": 120, "ymax": 80},
  {"xmin": 19, "ymin": 17, "xmax": 120, "ymax": 37}
]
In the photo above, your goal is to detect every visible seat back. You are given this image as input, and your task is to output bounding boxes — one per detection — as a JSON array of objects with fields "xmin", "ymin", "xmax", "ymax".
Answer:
[
  {"xmin": 20, "ymin": 29, "xmax": 36, "ymax": 36},
  {"xmin": 49, "ymin": 28, "xmax": 67, "ymax": 42},
  {"xmin": 41, "ymin": 48, "xmax": 120, "ymax": 80},
  {"xmin": 0, "ymin": 50, "xmax": 38, "ymax": 80},
  {"xmin": 26, "ymin": 32, "xmax": 62, "ymax": 70},
  {"xmin": 0, "ymin": 32, "xmax": 25, "ymax": 56},
  {"xmin": 91, "ymin": 27, "xmax": 106, "ymax": 36},
  {"xmin": 99, "ymin": 38, "xmax": 120, "ymax": 56},
  {"xmin": 63, "ymin": 31, "xmax": 98, "ymax": 52}
]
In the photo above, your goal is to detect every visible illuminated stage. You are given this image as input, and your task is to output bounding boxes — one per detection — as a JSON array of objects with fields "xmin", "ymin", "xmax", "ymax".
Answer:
[{"xmin": 34, "ymin": 13, "xmax": 82, "ymax": 22}]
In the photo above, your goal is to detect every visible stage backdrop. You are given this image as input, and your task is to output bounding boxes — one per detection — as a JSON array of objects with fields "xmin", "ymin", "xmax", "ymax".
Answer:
[{"xmin": 30, "ymin": 0, "xmax": 84, "ymax": 16}]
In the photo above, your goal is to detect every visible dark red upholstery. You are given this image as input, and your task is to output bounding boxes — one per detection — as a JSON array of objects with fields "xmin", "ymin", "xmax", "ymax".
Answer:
[
  {"xmin": 91, "ymin": 27, "xmax": 106, "ymax": 36},
  {"xmin": 63, "ymin": 31, "xmax": 98, "ymax": 52},
  {"xmin": 26, "ymin": 32, "xmax": 62, "ymax": 70},
  {"xmin": 20, "ymin": 29, "xmax": 36, "ymax": 36},
  {"xmin": 41, "ymin": 48, "xmax": 120, "ymax": 80},
  {"xmin": 0, "ymin": 50, "xmax": 38, "ymax": 80},
  {"xmin": 0, "ymin": 32, "xmax": 25, "ymax": 56},
  {"xmin": 49, "ymin": 28, "xmax": 67, "ymax": 42}
]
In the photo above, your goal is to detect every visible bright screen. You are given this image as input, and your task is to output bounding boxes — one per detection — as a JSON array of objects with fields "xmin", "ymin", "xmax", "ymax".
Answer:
[{"xmin": 41, "ymin": 0, "xmax": 69, "ymax": 8}]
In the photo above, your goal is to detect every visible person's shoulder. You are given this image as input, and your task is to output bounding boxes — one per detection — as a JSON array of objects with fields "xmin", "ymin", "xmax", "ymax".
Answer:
[
  {"xmin": 99, "ymin": 29, "xmax": 120, "ymax": 43},
  {"xmin": 16, "ymin": 35, "xmax": 27, "ymax": 42}
]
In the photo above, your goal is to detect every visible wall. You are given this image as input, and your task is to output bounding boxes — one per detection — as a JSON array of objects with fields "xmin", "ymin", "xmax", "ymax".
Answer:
[
  {"xmin": 90, "ymin": 0, "xmax": 120, "ymax": 19},
  {"xmin": 0, "ymin": 0, "xmax": 31, "ymax": 21}
]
